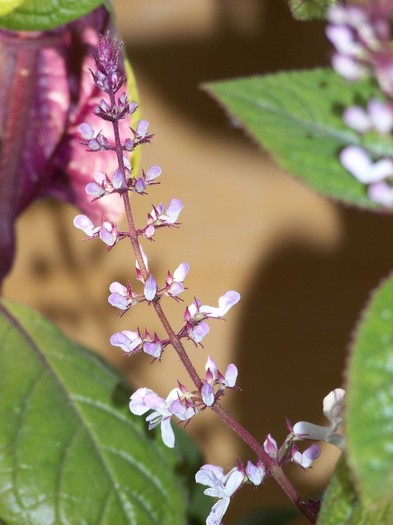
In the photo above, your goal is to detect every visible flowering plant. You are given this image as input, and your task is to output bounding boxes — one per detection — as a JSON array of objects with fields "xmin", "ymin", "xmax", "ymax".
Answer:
[{"xmin": 1, "ymin": 1, "xmax": 393, "ymax": 525}]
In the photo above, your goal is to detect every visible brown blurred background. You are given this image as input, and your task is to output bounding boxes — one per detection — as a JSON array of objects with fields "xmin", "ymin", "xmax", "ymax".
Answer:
[{"xmin": 4, "ymin": 0, "xmax": 393, "ymax": 523}]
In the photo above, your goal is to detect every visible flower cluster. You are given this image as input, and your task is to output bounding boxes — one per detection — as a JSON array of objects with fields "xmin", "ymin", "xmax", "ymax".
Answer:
[
  {"xmin": 73, "ymin": 33, "xmax": 340, "ymax": 525},
  {"xmin": 195, "ymin": 428, "xmax": 321, "ymax": 525},
  {"xmin": 327, "ymin": 4, "xmax": 393, "ymax": 207},
  {"xmin": 327, "ymin": 4, "xmax": 393, "ymax": 92}
]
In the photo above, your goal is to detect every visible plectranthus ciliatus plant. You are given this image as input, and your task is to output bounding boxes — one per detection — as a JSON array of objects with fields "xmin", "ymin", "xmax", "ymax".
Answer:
[{"xmin": 73, "ymin": 34, "xmax": 347, "ymax": 525}]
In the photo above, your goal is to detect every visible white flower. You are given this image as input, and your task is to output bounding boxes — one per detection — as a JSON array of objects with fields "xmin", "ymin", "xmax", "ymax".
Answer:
[
  {"xmin": 195, "ymin": 464, "xmax": 244, "ymax": 525},
  {"xmin": 293, "ymin": 388, "xmax": 345, "ymax": 450},
  {"xmin": 129, "ymin": 387, "xmax": 194, "ymax": 448}
]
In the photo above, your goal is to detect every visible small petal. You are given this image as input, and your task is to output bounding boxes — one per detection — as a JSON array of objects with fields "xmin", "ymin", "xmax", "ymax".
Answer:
[
  {"xmin": 160, "ymin": 417, "xmax": 175, "ymax": 448},
  {"xmin": 143, "ymin": 341, "xmax": 162, "ymax": 359},
  {"xmin": 144, "ymin": 274, "xmax": 157, "ymax": 301},
  {"xmin": 368, "ymin": 181, "xmax": 393, "ymax": 207},
  {"xmin": 146, "ymin": 165, "xmax": 162, "ymax": 182},
  {"xmin": 343, "ymin": 106, "xmax": 370, "ymax": 133},
  {"xmin": 200, "ymin": 290, "xmax": 241, "ymax": 318},
  {"xmin": 293, "ymin": 421, "xmax": 331, "ymax": 441},
  {"xmin": 189, "ymin": 321, "xmax": 210, "ymax": 343},
  {"xmin": 224, "ymin": 364, "xmax": 238, "ymax": 387},
  {"xmin": 99, "ymin": 223, "xmax": 117, "ymax": 246},
  {"xmin": 73, "ymin": 214, "xmax": 97, "ymax": 236},
  {"xmin": 80, "ymin": 122, "xmax": 95, "ymax": 139},
  {"xmin": 173, "ymin": 262, "xmax": 190, "ymax": 282},
  {"xmin": 206, "ymin": 497, "xmax": 230, "ymax": 525},
  {"xmin": 368, "ymin": 99, "xmax": 393, "ymax": 134},
  {"xmin": 129, "ymin": 387, "xmax": 154, "ymax": 415},
  {"xmin": 245, "ymin": 460, "xmax": 265, "ymax": 486},
  {"xmin": 201, "ymin": 381, "xmax": 215, "ymax": 407},
  {"xmin": 340, "ymin": 146, "xmax": 393, "ymax": 183},
  {"xmin": 323, "ymin": 388, "xmax": 345, "ymax": 424},
  {"xmin": 136, "ymin": 119, "xmax": 149, "ymax": 138},
  {"xmin": 110, "ymin": 331, "xmax": 142, "ymax": 353}
]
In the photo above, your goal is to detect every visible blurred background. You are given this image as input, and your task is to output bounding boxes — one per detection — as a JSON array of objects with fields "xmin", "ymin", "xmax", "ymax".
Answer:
[{"xmin": 4, "ymin": 0, "xmax": 393, "ymax": 523}]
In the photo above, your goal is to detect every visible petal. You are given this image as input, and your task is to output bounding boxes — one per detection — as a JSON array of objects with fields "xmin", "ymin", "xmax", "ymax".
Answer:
[
  {"xmin": 110, "ymin": 331, "xmax": 141, "ymax": 353},
  {"xmin": 205, "ymin": 355, "xmax": 219, "ymax": 378},
  {"xmin": 293, "ymin": 421, "xmax": 331, "ymax": 441},
  {"xmin": 144, "ymin": 274, "xmax": 157, "ymax": 301},
  {"xmin": 173, "ymin": 262, "xmax": 190, "ymax": 282},
  {"xmin": 342, "ymin": 106, "xmax": 370, "ymax": 133},
  {"xmin": 206, "ymin": 498, "xmax": 230, "ymax": 525},
  {"xmin": 160, "ymin": 417, "xmax": 175, "ymax": 448},
  {"xmin": 108, "ymin": 293, "xmax": 129, "ymax": 310},
  {"xmin": 224, "ymin": 364, "xmax": 238, "ymax": 387},
  {"xmin": 224, "ymin": 469, "xmax": 244, "ymax": 497},
  {"xmin": 189, "ymin": 322, "xmax": 210, "ymax": 343},
  {"xmin": 368, "ymin": 181, "xmax": 393, "ymax": 207},
  {"xmin": 129, "ymin": 387, "xmax": 154, "ymax": 415},
  {"xmin": 323, "ymin": 388, "xmax": 346, "ymax": 423},
  {"xmin": 143, "ymin": 341, "xmax": 162, "ymax": 359},
  {"xmin": 200, "ymin": 290, "xmax": 240, "ymax": 318},
  {"xmin": 201, "ymin": 382, "xmax": 215, "ymax": 407},
  {"xmin": 245, "ymin": 461, "xmax": 264, "ymax": 486},
  {"xmin": 368, "ymin": 99, "xmax": 393, "ymax": 134},
  {"xmin": 146, "ymin": 164, "xmax": 161, "ymax": 182},
  {"xmin": 73, "ymin": 214, "xmax": 95, "ymax": 235}
]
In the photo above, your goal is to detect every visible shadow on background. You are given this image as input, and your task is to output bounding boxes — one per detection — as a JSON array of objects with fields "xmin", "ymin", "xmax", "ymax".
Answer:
[
  {"xmin": 126, "ymin": 0, "xmax": 329, "ymax": 135},
  {"xmin": 230, "ymin": 205, "xmax": 393, "ymax": 523}
]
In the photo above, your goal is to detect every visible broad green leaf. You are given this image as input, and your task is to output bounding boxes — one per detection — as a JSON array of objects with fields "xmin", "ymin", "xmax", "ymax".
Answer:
[
  {"xmin": 317, "ymin": 457, "xmax": 358, "ymax": 525},
  {"xmin": 206, "ymin": 69, "xmax": 393, "ymax": 209},
  {"xmin": 0, "ymin": 300, "xmax": 189, "ymax": 525},
  {"xmin": 0, "ymin": 0, "xmax": 26, "ymax": 17},
  {"xmin": 0, "ymin": 0, "xmax": 103, "ymax": 30},
  {"xmin": 346, "ymin": 274, "xmax": 393, "ymax": 506},
  {"xmin": 233, "ymin": 507, "xmax": 298, "ymax": 525},
  {"xmin": 317, "ymin": 457, "xmax": 393, "ymax": 525},
  {"xmin": 289, "ymin": 0, "xmax": 338, "ymax": 20}
]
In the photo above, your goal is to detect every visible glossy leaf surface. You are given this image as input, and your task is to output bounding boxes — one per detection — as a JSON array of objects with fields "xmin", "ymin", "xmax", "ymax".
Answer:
[
  {"xmin": 0, "ymin": 301, "xmax": 187, "ymax": 525},
  {"xmin": 206, "ymin": 70, "xmax": 391, "ymax": 209},
  {"xmin": 0, "ymin": 0, "xmax": 103, "ymax": 30},
  {"xmin": 346, "ymin": 274, "xmax": 393, "ymax": 505}
]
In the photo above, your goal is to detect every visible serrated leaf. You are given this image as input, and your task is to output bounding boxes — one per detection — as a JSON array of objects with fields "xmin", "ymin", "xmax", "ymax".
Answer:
[
  {"xmin": 206, "ymin": 69, "xmax": 392, "ymax": 209},
  {"xmin": 0, "ymin": 0, "xmax": 26, "ymax": 17},
  {"xmin": 0, "ymin": 0, "xmax": 103, "ymax": 30},
  {"xmin": 0, "ymin": 301, "xmax": 188, "ymax": 525},
  {"xmin": 346, "ymin": 274, "xmax": 393, "ymax": 506},
  {"xmin": 317, "ymin": 456, "xmax": 393, "ymax": 525},
  {"xmin": 289, "ymin": 0, "xmax": 337, "ymax": 21},
  {"xmin": 317, "ymin": 457, "xmax": 358, "ymax": 525}
]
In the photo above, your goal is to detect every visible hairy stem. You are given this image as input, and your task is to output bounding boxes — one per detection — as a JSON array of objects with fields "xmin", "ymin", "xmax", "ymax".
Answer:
[{"xmin": 109, "ymin": 97, "xmax": 316, "ymax": 525}]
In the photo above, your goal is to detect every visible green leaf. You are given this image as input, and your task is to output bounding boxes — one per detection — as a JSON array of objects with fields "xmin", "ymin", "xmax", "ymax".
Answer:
[
  {"xmin": 233, "ymin": 507, "xmax": 298, "ymax": 525},
  {"xmin": 289, "ymin": 0, "xmax": 338, "ymax": 21},
  {"xmin": 346, "ymin": 274, "xmax": 393, "ymax": 506},
  {"xmin": 317, "ymin": 457, "xmax": 358, "ymax": 525},
  {"xmin": 0, "ymin": 300, "xmax": 188, "ymax": 525},
  {"xmin": 317, "ymin": 456, "xmax": 393, "ymax": 524},
  {"xmin": 0, "ymin": 0, "xmax": 26, "ymax": 17},
  {"xmin": 206, "ymin": 69, "xmax": 393, "ymax": 209},
  {"xmin": 0, "ymin": 0, "xmax": 103, "ymax": 30}
]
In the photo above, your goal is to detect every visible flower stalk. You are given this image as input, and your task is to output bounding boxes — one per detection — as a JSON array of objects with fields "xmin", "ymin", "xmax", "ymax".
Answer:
[{"xmin": 74, "ymin": 33, "xmax": 328, "ymax": 525}]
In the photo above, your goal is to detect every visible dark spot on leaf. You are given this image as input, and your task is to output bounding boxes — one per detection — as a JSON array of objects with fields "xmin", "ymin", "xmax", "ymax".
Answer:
[{"xmin": 111, "ymin": 380, "xmax": 132, "ymax": 407}]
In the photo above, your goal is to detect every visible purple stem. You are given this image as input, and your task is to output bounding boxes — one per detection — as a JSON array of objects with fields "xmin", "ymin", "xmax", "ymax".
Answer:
[{"xmin": 108, "ymin": 91, "xmax": 317, "ymax": 525}]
